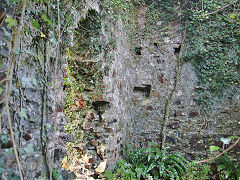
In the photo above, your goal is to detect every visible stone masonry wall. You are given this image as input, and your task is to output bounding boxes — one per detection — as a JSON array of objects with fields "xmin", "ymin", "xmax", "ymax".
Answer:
[
  {"xmin": 2, "ymin": 2, "xmax": 238, "ymax": 179},
  {"xmin": 0, "ymin": 1, "xmax": 97, "ymax": 179},
  {"xmin": 125, "ymin": 6, "xmax": 240, "ymax": 160},
  {"xmin": 100, "ymin": 5, "xmax": 240, "ymax": 167}
]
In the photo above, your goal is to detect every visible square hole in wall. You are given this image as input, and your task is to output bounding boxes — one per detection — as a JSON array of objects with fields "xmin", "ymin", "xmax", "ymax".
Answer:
[
  {"xmin": 133, "ymin": 85, "xmax": 151, "ymax": 97},
  {"xmin": 173, "ymin": 43, "xmax": 181, "ymax": 54},
  {"xmin": 154, "ymin": 43, "xmax": 158, "ymax": 51}
]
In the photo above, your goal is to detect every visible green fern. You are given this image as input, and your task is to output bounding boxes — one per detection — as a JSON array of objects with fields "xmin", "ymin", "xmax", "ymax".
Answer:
[
  {"xmin": 109, "ymin": 143, "xmax": 189, "ymax": 179},
  {"xmin": 215, "ymin": 153, "xmax": 240, "ymax": 180}
]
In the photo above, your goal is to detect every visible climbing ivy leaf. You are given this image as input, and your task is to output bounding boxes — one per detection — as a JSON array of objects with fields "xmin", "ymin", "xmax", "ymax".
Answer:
[
  {"xmin": 0, "ymin": 134, "xmax": 8, "ymax": 144},
  {"xmin": 42, "ymin": 14, "xmax": 53, "ymax": 27},
  {"xmin": 229, "ymin": 14, "xmax": 236, "ymax": 19},
  {"xmin": 19, "ymin": 108, "xmax": 28, "ymax": 120},
  {"xmin": 9, "ymin": 0, "xmax": 21, "ymax": 4},
  {"xmin": 24, "ymin": 144, "xmax": 34, "ymax": 154},
  {"xmin": 32, "ymin": 20, "xmax": 39, "ymax": 29},
  {"xmin": 209, "ymin": 145, "xmax": 219, "ymax": 152},
  {"xmin": 228, "ymin": 136, "xmax": 239, "ymax": 139},
  {"xmin": 40, "ymin": 32, "xmax": 46, "ymax": 38},
  {"xmin": 65, "ymin": 14, "xmax": 72, "ymax": 25},
  {"xmin": 21, "ymin": 77, "xmax": 33, "ymax": 88},
  {"xmin": 12, "ymin": 86, "xmax": 19, "ymax": 96},
  {"xmin": 49, "ymin": 31, "xmax": 57, "ymax": 44},
  {"xmin": 32, "ymin": 77, "xmax": 38, "ymax": 87},
  {"xmin": 10, "ymin": 174, "xmax": 20, "ymax": 180},
  {"xmin": 5, "ymin": 16, "xmax": 18, "ymax": 28},
  {"xmin": 2, "ymin": 27, "xmax": 11, "ymax": 38},
  {"xmin": 220, "ymin": 137, "xmax": 232, "ymax": 145},
  {"xmin": 45, "ymin": 123, "xmax": 52, "ymax": 129}
]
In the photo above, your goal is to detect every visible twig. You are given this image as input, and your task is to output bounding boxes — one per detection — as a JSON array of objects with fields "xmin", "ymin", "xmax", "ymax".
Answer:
[
  {"xmin": 0, "ymin": 77, "xmax": 10, "ymax": 84},
  {"xmin": 0, "ymin": 98, "xmax": 5, "ymax": 104},
  {"xmin": 195, "ymin": 138, "xmax": 240, "ymax": 164},
  {"xmin": 0, "ymin": 106, "xmax": 6, "ymax": 133},
  {"xmin": 5, "ymin": 0, "xmax": 27, "ymax": 179},
  {"xmin": 6, "ymin": 99, "xmax": 23, "ymax": 178},
  {"xmin": 0, "ymin": 9, "xmax": 7, "ymax": 27},
  {"xmin": 160, "ymin": 30, "xmax": 186, "ymax": 149},
  {"xmin": 201, "ymin": 1, "xmax": 237, "ymax": 16}
]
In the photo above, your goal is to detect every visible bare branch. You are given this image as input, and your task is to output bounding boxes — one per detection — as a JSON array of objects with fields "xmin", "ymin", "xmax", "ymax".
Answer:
[
  {"xmin": 5, "ymin": 0, "xmax": 27, "ymax": 179},
  {"xmin": 201, "ymin": 1, "xmax": 237, "ymax": 16},
  {"xmin": 0, "ymin": 8, "xmax": 7, "ymax": 27},
  {"xmin": 0, "ymin": 77, "xmax": 10, "ymax": 84},
  {"xmin": 195, "ymin": 138, "xmax": 240, "ymax": 164},
  {"xmin": 0, "ymin": 106, "xmax": 6, "ymax": 133}
]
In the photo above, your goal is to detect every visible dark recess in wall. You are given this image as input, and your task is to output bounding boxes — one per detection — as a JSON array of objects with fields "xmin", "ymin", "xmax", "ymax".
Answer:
[
  {"xmin": 134, "ymin": 47, "xmax": 142, "ymax": 55},
  {"xmin": 173, "ymin": 44, "xmax": 181, "ymax": 54},
  {"xmin": 154, "ymin": 43, "xmax": 158, "ymax": 51},
  {"xmin": 133, "ymin": 85, "xmax": 151, "ymax": 97}
]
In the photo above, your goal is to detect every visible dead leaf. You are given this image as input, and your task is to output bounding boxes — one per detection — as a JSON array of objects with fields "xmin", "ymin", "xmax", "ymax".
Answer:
[
  {"xmin": 97, "ymin": 95, "xmax": 103, "ymax": 101},
  {"xmin": 75, "ymin": 101, "xmax": 80, "ymax": 107},
  {"xmin": 62, "ymin": 157, "xmax": 70, "ymax": 170},
  {"xmin": 95, "ymin": 159, "xmax": 107, "ymax": 174},
  {"xmin": 76, "ymin": 94, "xmax": 87, "ymax": 109},
  {"xmin": 78, "ymin": 100, "xmax": 87, "ymax": 109},
  {"xmin": 78, "ymin": 94, "xmax": 84, "ymax": 99},
  {"xmin": 84, "ymin": 110, "xmax": 96, "ymax": 120},
  {"xmin": 90, "ymin": 113, "xmax": 95, "ymax": 120},
  {"xmin": 81, "ymin": 154, "xmax": 92, "ymax": 164},
  {"xmin": 97, "ymin": 144, "xmax": 107, "ymax": 159},
  {"xmin": 71, "ymin": 104, "xmax": 78, "ymax": 109},
  {"xmin": 90, "ymin": 139, "xmax": 98, "ymax": 146},
  {"xmin": 101, "ymin": 115, "xmax": 104, "ymax": 121}
]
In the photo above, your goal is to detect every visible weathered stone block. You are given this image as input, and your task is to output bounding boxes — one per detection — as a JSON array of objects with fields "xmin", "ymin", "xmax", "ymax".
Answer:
[{"xmin": 189, "ymin": 111, "xmax": 199, "ymax": 118}]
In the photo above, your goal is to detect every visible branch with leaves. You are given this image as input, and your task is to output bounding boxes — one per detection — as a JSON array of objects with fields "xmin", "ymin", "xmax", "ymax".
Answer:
[{"xmin": 195, "ymin": 138, "xmax": 240, "ymax": 164}]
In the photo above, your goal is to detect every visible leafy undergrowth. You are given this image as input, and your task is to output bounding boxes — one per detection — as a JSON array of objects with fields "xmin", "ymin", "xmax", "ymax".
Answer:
[
  {"xmin": 184, "ymin": 0, "xmax": 240, "ymax": 110},
  {"xmin": 104, "ymin": 143, "xmax": 189, "ymax": 180},
  {"xmin": 64, "ymin": 58, "xmax": 104, "ymax": 141},
  {"xmin": 62, "ymin": 50, "xmax": 105, "ymax": 178},
  {"xmin": 102, "ymin": 143, "xmax": 240, "ymax": 180}
]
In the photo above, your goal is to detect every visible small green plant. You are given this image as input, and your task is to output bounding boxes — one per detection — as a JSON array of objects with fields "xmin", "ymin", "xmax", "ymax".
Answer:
[
  {"xmin": 208, "ymin": 137, "xmax": 240, "ymax": 180},
  {"xmin": 106, "ymin": 143, "xmax": 189, "ymax": 180},
  {"xmin": 215, "ymin": 153, "xmax": 240, "ymax": 180},
  {"xmin": 184, "ymin": 161, "xmax": 212, "ymax": 179}
]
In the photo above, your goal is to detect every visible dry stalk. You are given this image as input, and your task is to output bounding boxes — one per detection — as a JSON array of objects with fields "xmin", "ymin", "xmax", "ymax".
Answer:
[
  {"xmin": 2, "ymin": 0, "xmax": 27, "ymax": 179},
  {"xmin": 49, "ymin": 0, "xmax": 61, "ymax": 179},
  {"xmin": 0, "ymin": 77, "xmax": 10, "ymax": 84},
  {"xmin": 0, "ymin": 106, "xmax": 6, "ymax": 133}
]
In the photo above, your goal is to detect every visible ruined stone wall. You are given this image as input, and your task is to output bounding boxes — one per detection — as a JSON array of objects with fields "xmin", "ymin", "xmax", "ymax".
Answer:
[
  {"xmin": 1, "ymin": 1, "xmax": 239, "ymax": 179},
  {"xmin": 0, "ymin": 24, "xmax": 70, "ymax": 180},
  {"xmin": 101, "ymin": 5, "xmax": 240, "ymax": 166},
  {"xmin": 123, "ymin": 6, "xmax": 239, "ymax": 160},
  {"xmin": 129, "ymin": 21, "xmax": 182, "ymax": 149},
  {"xmin": 0, "ymin": 1, "xmax": 98, "ymax": 179}
]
